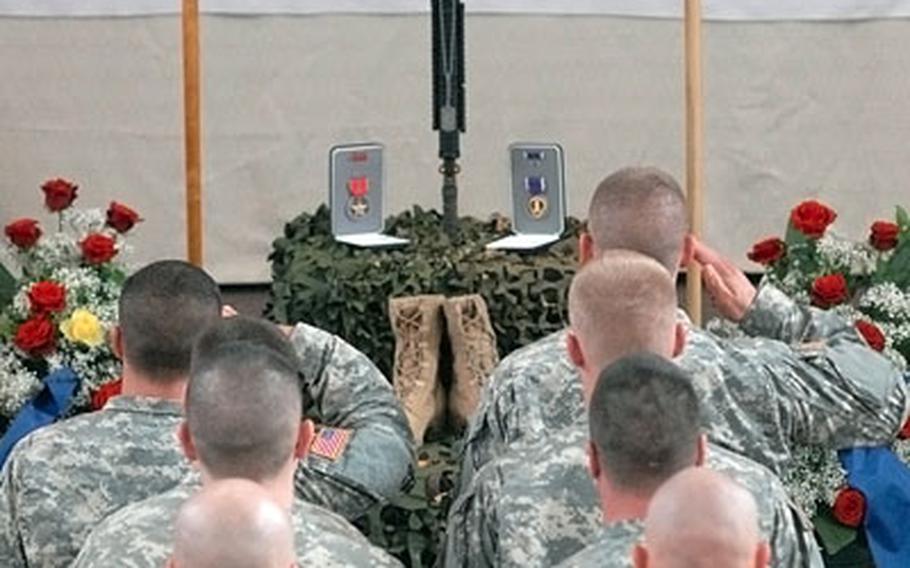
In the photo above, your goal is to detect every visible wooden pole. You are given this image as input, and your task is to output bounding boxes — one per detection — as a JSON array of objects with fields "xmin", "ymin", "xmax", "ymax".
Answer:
[
  {"xmin": 182, "ymin": 0, "xmax": 203, "ymax": 266},
  {"xmin": 684, "ymin": 0, "xmax": 704, "ymax": 326}
]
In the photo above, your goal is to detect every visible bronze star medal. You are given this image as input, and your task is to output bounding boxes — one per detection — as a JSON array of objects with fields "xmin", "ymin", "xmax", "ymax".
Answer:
[{"xmin": 346, "ymin": 176, "xmax": 370, "ymax": 219}]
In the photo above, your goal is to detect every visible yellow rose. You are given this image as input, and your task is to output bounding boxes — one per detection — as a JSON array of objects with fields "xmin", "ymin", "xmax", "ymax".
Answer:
[{"xmin": 60, "ymin": 309, "xmax": 105, "ymax": 347}]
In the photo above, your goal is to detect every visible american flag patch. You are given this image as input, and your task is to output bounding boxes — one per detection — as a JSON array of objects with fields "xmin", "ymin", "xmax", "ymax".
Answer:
[{"xmin": 310, "ymin": 427, "xmax": 352, "ymax": 461}]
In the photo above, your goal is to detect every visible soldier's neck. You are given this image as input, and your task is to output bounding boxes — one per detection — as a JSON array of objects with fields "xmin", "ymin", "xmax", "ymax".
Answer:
[
  {"xmin": 202, "ymin": 469, "xmax": 295, "ymax": 511},
  {"xmin": 120, "ymin": 361, "xmax": 187, "ymax": 402},
  {"xmin": 602, "ymin": 489, "xmax": 650, "ymax": 525}
]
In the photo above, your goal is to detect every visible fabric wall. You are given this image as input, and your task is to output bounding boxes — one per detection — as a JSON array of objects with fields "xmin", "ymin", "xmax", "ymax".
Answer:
[
  {"xmin": 2, "ymin": 14, "xmax": 909, "ymax": 283},
  {"xmin": 4, "ymin": 0, "xmax": 910, "ymax": 20}
]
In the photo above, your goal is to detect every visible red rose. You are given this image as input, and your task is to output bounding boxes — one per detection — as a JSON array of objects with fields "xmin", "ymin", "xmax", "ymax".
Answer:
[
  {"xmin": 854, "ymin": 320, "xmax": 886, "ymax": 352},
  {"xmin": 4, "ymin": 218, "xmax": 42, "ymax": 249},
  {"xmin": 811, "ymin": 274, "xmax": 848, "ymax": 308},
  {"xmin": 13, "ymin": 316, "xmax": 56, "ymax": 356},
  {"xmin": 899, "ymin": 418, "xmax": 910, "ymax": 440},
  {"xmin": 747, "ymin": 237, "xmax": 786, "ymax": 266},
  {"xmin": 80, "ymin": 233, "xmax": 117, "ymax": 265},
  {"xmin": 790, "ymin": 200, "xmax": 837, "ymax": 239},
  {"xmin": 869, "ymin": 221, "xmax": 900, "ymax": 251},
  {"xmin": 28, "ymin": 281, "xmax": 67, "ymax": 315},
  {"xmin": 105, "ymin": 202, "xmax": 142, "ymax": 234},
  {"xmin": 832, "ymin": 487, "xmax": 866, "ymax": 528},
  {"xmin": 91, "ymin": 378, "xmax": 123, "ymax": 411},
  {"xmin": 40, "ymin": 178, "xmax": 78, "ymax": 212}
]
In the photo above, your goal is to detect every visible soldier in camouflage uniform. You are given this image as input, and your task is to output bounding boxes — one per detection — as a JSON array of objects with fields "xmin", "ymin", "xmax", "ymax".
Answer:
[
  {"xmin": 555, "ymin": 356, "xmax": 776, "ymax": 568},
  {"xmin": 459, "ymin": 167, "xmax": 908, "ymax": 488},
  {"xmin": 445, "ymin": 258, "xmax": 821, "ymax": 567},
  {"xmin": 74, "ymin": 321, "xmax": 400, "ymax": 567},
  {"xmin": 0, "ymin": 261, "xmax": 222, "ymax": 568}
]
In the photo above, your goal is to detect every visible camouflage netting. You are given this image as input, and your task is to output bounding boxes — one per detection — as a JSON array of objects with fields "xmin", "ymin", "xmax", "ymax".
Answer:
[
  {"xmin": 266, "ymin": 205, "xmax": 581, "ymax": 378},
  {"xmin": 266, "ymin": 205, "xmax": 580, "ymax": 566}
]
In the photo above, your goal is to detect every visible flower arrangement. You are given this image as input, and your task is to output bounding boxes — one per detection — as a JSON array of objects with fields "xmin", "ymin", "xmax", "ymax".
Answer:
[
  {"xmin": 0, "ymin": 178, "xmax": 140, "ymax": 423},
  {"xmin": 745, "ymin": 199, "xmax": 910, "ymax": 549}
]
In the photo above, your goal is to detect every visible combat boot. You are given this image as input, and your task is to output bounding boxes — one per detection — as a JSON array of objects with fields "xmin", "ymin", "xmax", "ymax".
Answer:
[
  {"xmin": 444, "ymin": 294, "xmax": 499, "ymax": 430},
  {"xmin": 388, "ymin": 295, "xmax": 447, "ymax": 446}
]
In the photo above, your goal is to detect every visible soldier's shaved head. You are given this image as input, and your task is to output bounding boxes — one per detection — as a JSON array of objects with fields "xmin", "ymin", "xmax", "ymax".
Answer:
[
  {"xmin": 636, "ymin": 468, "xmax": 769, "ymax": 568},
  {"xmin": 169, "ymin": 479, "xmax": 295, "ymax": 568},
  {"xmin": 587, "ymin": 167, "xmax": 688, "ymax": 275},
  {"xmin": 186, "ymin": 339, "xmax": 303, "ymax": 481},
  {"xmin": 568, "ymin": 250, "xmax": 679, "ymax": 398}
]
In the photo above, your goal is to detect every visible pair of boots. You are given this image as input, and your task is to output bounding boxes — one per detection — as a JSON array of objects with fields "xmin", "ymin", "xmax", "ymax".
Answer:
[{"xmin": 389, "ymin": 294, "xmax": 499, "ymax": 446}]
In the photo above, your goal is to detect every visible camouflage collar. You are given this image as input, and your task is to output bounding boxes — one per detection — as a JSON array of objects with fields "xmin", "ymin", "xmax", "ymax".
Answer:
[
  {"xmin": 103, "ymin": 395, "xmax": 183, "ymax": 416},
  {"xmin": 602, "ymin": 518, "xmax": 645, "ymax": 542}
]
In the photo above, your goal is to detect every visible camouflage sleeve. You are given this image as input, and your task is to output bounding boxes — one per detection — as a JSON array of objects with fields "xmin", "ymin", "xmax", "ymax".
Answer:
[
  {"xmin": 443, "ymin": 464, "xmax": 502, "ymax": 568},
  {"xmin": 456, "ymin": 362, "xmax": 537, "ymax": 496},
  {"xmin": 288, "ymin": 324, "xmax": 415, "ymax": 515},
  {"xmin": 741, "ymin": 284, "xmax": 861, "ymax": 344},
  {"xmin": 736, "ymin": 286, "xmax": 909, "ymax": 447},
  {"xmin": 765, "ymin": 483, "xmax": 824, "ymax": 567},
  {"xmin": 0, "ymin": 449, "xmax": 27, "ymax": 568}
]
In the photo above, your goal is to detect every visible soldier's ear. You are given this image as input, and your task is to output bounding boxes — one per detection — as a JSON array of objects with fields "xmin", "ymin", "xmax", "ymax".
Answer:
[
  {"xmin": 632, "ymin": 543, "xmax": 649, "ymax": 568},
  {"xmin": 177, "ymin": 421, "xmax": 197, "ymax": 462},
  {"xmin": 566, "ymin": 331, "xmax": 586, "ymax": 370},
  {"xmin": 294, "ymin": 419, "xmax": 316, "ymax": 460},
  {"xmin": 754, "ymin": 541, "xmax": 771, "ymax": 568},
  {"xmin": 578, "ymin": 232, "xmax": 596, "ymax": 266},
  {"xmin": 680, "ymin": 233, "xmax": 696, "ymax": 268},
  {"xmin": 586, "ymin": 441, "xmax": 601, "ymax": 480},
  {"xmin": 109, "ymin": 326, "xmax": 124, "ymax": 360},
  {"xmin": 672, "ymin": 322, "xmax": 687, "ymax": 358}
]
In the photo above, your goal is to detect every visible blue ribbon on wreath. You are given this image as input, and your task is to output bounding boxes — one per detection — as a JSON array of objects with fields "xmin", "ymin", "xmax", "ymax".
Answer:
[
  {"xmin": 0, "ymin": 366, "xmax": 79, "ymax": 468},
  {"xmin": 838, "ymin": 373, "xmax": 910, "ymax": 568}
]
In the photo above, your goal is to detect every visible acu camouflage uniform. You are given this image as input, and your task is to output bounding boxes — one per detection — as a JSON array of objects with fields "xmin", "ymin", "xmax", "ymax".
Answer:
[
  {"xmin": 459, "ymin": 284, "xmax": 909, "ymax": 486},
  {"xmin": 0, "ymin": 322, "xmax": 412, "ymax": 567},
  {"xmin": 555, "ymin": 520, "xmax": 643, "ymax": 568},
  {"xmin": 72, "ymin": 472, "xmax": 403, "ymax": 568},
  {"xmin": 0, "ymin": 397, "xmax": 188, "ymax": 568},
  {"xmin": 444, "ymin": 421, "xmax": 822, "ymax": 568},
  {"xmin": 290, "ymin": 323, "xmax": 415, "ymax": 519}
]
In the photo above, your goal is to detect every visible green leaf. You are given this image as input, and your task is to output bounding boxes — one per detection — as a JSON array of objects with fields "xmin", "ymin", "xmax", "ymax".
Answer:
[
  {"xmin": 0, "ymin": 262, "xmax": 15, "ymax": 311},
  {"xmin": 814, "ymin": 512, "xmax": 859, "ymax": 555},
  {"xmin": 784, "ymin": 221, "xmax": 810, "ymax": 248},
  {"xmin": 896, "ymin": 205, "xmax": 910, "ymax": 230}
]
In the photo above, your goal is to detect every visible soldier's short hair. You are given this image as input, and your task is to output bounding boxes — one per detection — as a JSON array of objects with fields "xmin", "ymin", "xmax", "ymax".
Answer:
[
  {"xmin": 589, "ymin": 353, "xmax": 701, "ymax": 494},
  {"xmin": 192, "ymin": 315, "xmax": 299, "ymax": 374},
  {"xmin": 587, "ymin": 167, "xmax": 687, "ymax": 274},
  {"xmin": 568, "ymin": 250, "xmax": 677, "ymax": 368},
  {"xmin": 187, "ymin": 339, "xmax": 303, "ymax": 481},
  {"xmin": 119, "ymin": 260, "xmax": 222, "ymax": 381}
]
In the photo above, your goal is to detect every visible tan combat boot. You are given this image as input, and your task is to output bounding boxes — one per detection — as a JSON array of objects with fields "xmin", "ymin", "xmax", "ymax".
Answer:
[
  {"xmin": 388, "ymin": 295, "xmax": 447, "ymax": 446},
  {"xmin": 444, "ymin": 294, "xmax": 499, "ymax": 430}
]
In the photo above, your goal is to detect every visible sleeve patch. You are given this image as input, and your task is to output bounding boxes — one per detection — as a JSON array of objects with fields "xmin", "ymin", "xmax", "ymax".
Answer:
[{"xmin": 310, "ymin": 427, "xmax": 352, "ymax": 461}]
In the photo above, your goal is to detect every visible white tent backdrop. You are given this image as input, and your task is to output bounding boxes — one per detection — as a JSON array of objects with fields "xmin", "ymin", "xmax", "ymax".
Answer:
[
  {"xmin": 3, "ymin": 0, "xmax": 910, "ymax": 20},
  {"xmin": 2, "ymin": 12, "xmax": 910, "ymax": 283}
]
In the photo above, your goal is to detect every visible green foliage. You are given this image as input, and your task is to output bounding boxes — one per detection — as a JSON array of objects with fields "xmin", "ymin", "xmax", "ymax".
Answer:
[
  {"xmin": 267, "ymin": 206, "xmax": 579, "ymax": 564},
  {"xmin": 0, "ymin": 263, "xmax": 15, "ymax": 312},
  {"xmin": 814, "ymin": 507, "xmax": 859, "ymax": 556},
  {"xmin": 267, "ymin": 205, "xmax": 580, "ymax": 377}
]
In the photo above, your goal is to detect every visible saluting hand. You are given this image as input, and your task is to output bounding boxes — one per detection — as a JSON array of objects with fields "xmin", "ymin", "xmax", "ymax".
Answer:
[{"xmin": 691, "ymin": 238, "xmax": 757, "ymax": 322}]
